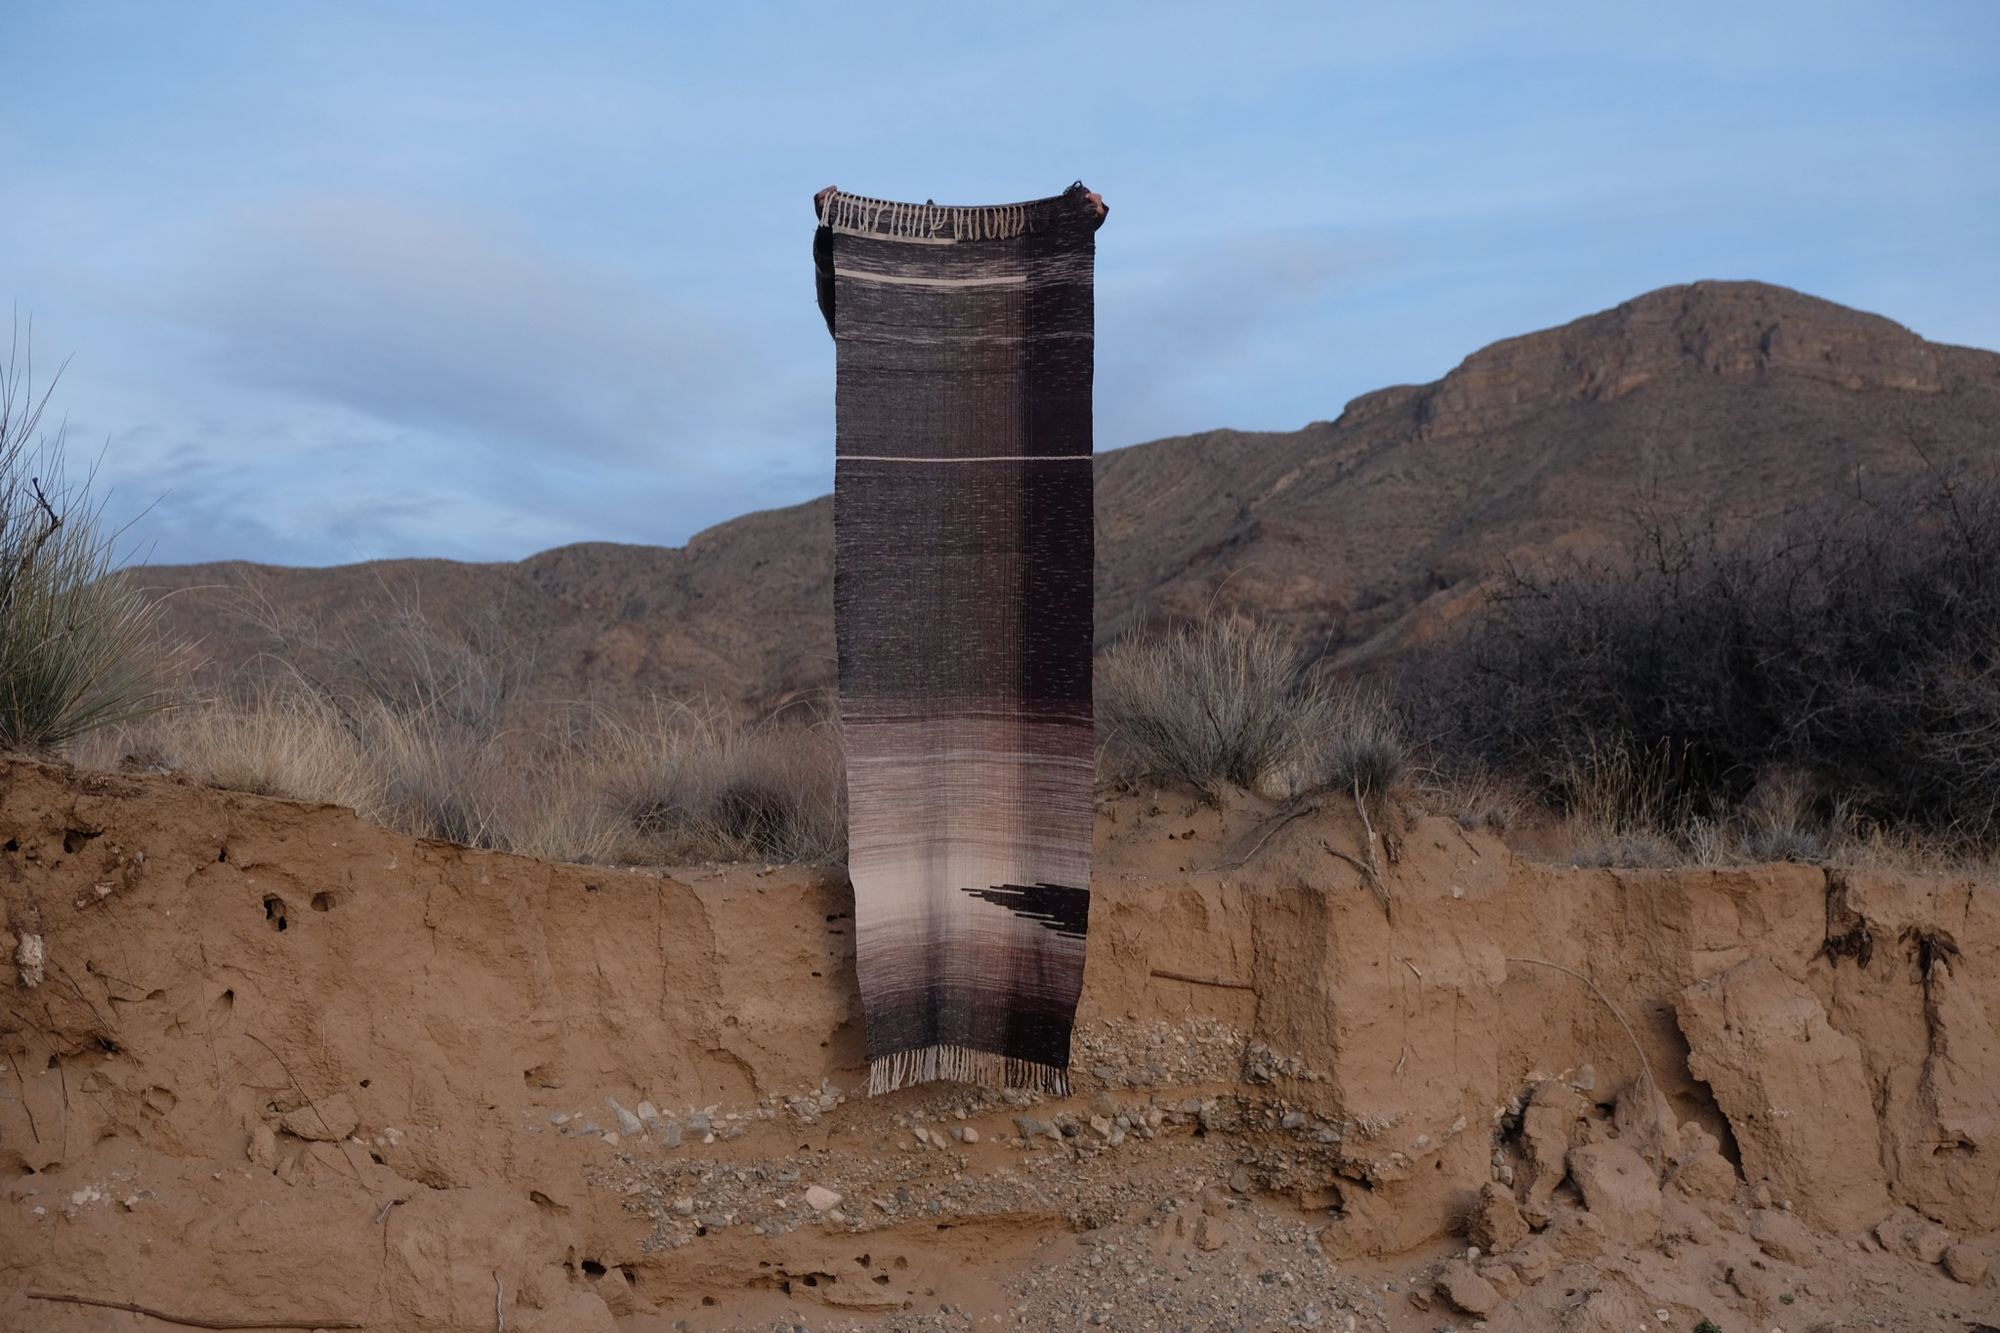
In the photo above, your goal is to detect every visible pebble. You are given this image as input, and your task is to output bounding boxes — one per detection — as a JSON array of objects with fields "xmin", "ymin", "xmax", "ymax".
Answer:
[
  {"xmin": 805, "ymin": 1185, "xmax": 842, "ymax": 1212},
  {"xmin": 608, "ymin": 1099, "xmax": 645, "ymax": 1137}
]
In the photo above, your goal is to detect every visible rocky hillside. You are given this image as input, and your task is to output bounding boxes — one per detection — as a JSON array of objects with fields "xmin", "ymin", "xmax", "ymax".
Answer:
[{"xmin": 134, "ymin": 281, "xmax": 2000, "ymax": 712}]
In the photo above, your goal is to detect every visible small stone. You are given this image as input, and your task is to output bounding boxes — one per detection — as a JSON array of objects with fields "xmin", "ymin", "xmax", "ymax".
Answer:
[
  {"xmin": 1727, "ymin": 1262, "xmax": 1779, "ymax": 1304},
  {"xmin": 1751, "ymin": 1181, "xmax": 1774, "ymax": 1209},
  {"xmin": 1570, "ymin": 1063, "xmax": 1596, "ymax": 1092},
  {"xmin": 247, "ymin": 1124, "xmax": 279, "ymax": 1171},
  {"xmin": 1749, "ymin": 1207, "xmax": 1816, "ymax": 1264},
  {"xmin": 672, "ymin": 1196, "xmax": 695, "ymax": 1216},
  {"xmin": 688, "ymin": 1112, "xmax": 712, "ymax": 1134},
  {"xmin": 1280, "ymin": 1111, "xmax": 1306, "ymax": 1130},
  {"xmin": 608, "ymin": 1098, "xmax": 644, "ymax": 1137},
  {"xmin": 1943, "ymin": 1241, "xmax": 1989, "ymax": 1285},
  {"xmin": 1435, "ymin": 1259, "xmax": 1500, "ymax": 1317},
  {"xmin": 1466, "ymin": 1183, "xmax": 1528, "ymax": 1254},
  {"xmin": 1568, "ymin": 1141, "xmax": 1663, "ymax": 1244},
  {"xmin": 1875, "ymin": 1213, "xmax": 1953, "ymax": 1265},
  {"xmin": 658, "ymin": 1121, "xmax": 683, "ymax": 1148},
  {"xmin": 805, "ymin": 1185, "xmax": 842, "ymax": 1212},
  {"xmin": 280, "ymin": 1093, "xmax": 359, "ymax": 1142}
]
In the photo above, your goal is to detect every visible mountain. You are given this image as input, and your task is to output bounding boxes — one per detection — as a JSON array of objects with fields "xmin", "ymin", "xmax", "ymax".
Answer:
[{"xmin": 135, "ymin": 281, "xmax": 2000, "ymax": 715}]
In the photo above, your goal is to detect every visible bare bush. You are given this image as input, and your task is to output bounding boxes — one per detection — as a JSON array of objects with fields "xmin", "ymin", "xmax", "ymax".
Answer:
[
  {"xmin": 1096, "ymin": 616, "xmax": 1331, "ymax": 799},
  {"xmin": 1414, "ymin": 469, "xmax": 2000, "ymax": 851},
  {"xmin": 1309, "ymin": 685, "xmax": 1409, "ymax": 810}
]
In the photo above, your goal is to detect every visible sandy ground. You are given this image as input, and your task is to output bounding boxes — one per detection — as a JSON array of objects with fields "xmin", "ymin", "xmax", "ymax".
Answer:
[{"xmin": 2, "ymin": 755, "xmax": 1996, "ymax": 1330}]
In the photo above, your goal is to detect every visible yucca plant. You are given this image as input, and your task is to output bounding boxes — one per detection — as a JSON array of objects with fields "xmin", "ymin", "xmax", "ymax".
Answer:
[{"xmin": 0, "ymin": 322, "xmax": 170, "ymax": 751}]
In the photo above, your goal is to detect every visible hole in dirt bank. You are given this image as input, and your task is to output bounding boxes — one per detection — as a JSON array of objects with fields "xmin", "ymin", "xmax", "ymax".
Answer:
[
  {"xmin": 701, "ymin": 1296, "xmax": 716, "ymax": 1307},
  {"xmin": 263, "ymin": 896, "xmax": 289, "ymax": 931},
  {"xmin": 217, "ymin": 845, "xmax": 228, "ymax": 863},
  {"xmin": 95, "ymin": 1035, "xmax": 121, "ymax": 1055},
  {"xmin": 530, "ymin": 1190, "xmax": 569, "ymax": 1214},
  {"xmin": 311, "ymin": 892, "xmax": 337, "ymax": 912},
  {"xmin": 2, "ymin": 837, "xmax": 17, "ymax": 853},
  {"xmin": 580, "ymin": 1260, "xmax": 607, "ymax": 1277},
  {"xmin": 370, "ymin": 1152, "xmax": 385, "ymax": 1165},
  {"xmin": 619, "ymin": 1266, "xmax": 635, "ymax": 1288},
  {"xmin": 358, "ymin": 1078, "xmax": 370, "ymax": 1088},
  {"xmin": 63, "ymin": 828, "xmax": 101, "ymax": 855}
]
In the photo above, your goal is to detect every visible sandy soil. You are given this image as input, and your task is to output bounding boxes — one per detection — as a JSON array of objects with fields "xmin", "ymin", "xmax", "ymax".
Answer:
[{"xmin": 2, "ymin": 756, "xmax": 1995, "ymax": 1331}]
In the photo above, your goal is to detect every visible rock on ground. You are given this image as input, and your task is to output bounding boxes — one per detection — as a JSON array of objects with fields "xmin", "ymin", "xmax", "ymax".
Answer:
[{"xmin": 1675, "ymin": 957, "xmax": 1892, "ymax": 1229}]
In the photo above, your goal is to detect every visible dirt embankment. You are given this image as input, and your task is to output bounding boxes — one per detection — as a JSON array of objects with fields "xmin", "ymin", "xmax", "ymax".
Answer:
[{"xmin": 2, "ymin": 757, "xmax": 1995, "ymax": 1331}]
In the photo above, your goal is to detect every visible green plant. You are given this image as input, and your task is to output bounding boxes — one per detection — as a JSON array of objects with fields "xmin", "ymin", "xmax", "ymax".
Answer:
[{"xmin": 0, "ymin": 321, "xmax": 170, "ymax": 750}]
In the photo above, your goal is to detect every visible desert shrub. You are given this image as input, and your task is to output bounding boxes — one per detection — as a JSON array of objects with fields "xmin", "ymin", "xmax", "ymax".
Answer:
[
  {"xmin": 1309, "ymin": 685, "xmax": 1409, "ymax": 807},
  {"xmin": 1096, "ymin": 616, "xmax": 1330, "ymax": 798},
  {"xmin": 1414, "ymin": 471, "xmax": 2000, "ymax": 847},
  {"xmin": 604, "ymin": 700, "xmax": 846, "ymax": 865},
  {"xmin": 0, "ymin": 327, "xmax": 169, "ymax": 750}
]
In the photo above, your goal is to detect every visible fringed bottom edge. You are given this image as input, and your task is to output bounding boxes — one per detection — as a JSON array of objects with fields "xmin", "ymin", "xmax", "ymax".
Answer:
[{"xmin": 867, "ymin": 1045, "xmax": 1070, "ymax": 1097}]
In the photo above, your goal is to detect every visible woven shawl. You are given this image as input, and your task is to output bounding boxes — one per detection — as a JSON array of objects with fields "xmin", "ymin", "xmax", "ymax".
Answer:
[{"xmin": 818, "ymin": 185, "xmax": 1098, "ymax": 1096}]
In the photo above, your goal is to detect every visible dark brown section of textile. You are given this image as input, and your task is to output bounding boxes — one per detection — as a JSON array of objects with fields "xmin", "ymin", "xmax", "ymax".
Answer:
[{"xmin": 820, "ymin": 185, "xmax": 1099, "ymax": 1094}]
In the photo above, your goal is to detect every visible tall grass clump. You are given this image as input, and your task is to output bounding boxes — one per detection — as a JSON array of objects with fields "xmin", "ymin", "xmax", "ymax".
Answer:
[
  {"xmin": 1096, "ymin": 616, "xmax": 1327, "ymax": 798},
  {"xmin": 1097, "ymin": 614, "xmax": 1413, "ymax": 807},
  {"xmin": 0, "ymin": 325, "xmax": 169, "ymax": 751},
  {"xmin": 1415, "ymin": 468, "xmax": 2000, "ymax": 854},
  {"xmin": 602, "ymin": 698, "xmax": 846, "ymax": 865}
]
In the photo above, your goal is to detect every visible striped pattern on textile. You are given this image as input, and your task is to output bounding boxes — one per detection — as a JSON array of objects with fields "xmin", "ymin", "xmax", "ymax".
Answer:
[{"xmin": 817, "ymin": 185, "xmax": 1099, "ymax": 1096}]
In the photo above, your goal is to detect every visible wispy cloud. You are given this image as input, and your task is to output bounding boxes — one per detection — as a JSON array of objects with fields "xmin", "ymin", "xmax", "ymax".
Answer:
[
  {"xmin": 1, "ymin": 1, "xmax": 1993, "ymax": 566},
  {"xmin": 180, "ymin": 197, "xmax": 735, "ymax": 463}
]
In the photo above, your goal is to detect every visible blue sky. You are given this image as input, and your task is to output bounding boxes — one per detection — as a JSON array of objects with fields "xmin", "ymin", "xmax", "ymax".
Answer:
[{"xmin": 5, "ymin": 2, "xmax": 1996, "ymax": 567}]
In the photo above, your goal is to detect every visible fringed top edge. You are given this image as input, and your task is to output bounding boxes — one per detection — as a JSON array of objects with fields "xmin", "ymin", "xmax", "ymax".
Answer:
[{"xmin": 819, "ymin": 184, "xmax": 1094, "ymax": 242}]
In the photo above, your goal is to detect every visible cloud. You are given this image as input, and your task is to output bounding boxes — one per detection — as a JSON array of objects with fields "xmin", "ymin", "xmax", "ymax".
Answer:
[
  {"xmin": 1095, "ymin": 227, "xmax": 1390, "ymax": 442},
  {"xmin": 177, "ymin": 197, "xmax": 742, "ymax": 466}
]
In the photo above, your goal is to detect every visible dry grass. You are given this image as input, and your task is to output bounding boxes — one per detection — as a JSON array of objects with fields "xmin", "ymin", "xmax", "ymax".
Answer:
[
  {"xmin": 1096, "ymin": 617, "xmax": 1319, "ymax": 799},
  {"xmin": 79, "ymin": 689, "xmax": 847, "ymax": 868}
]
